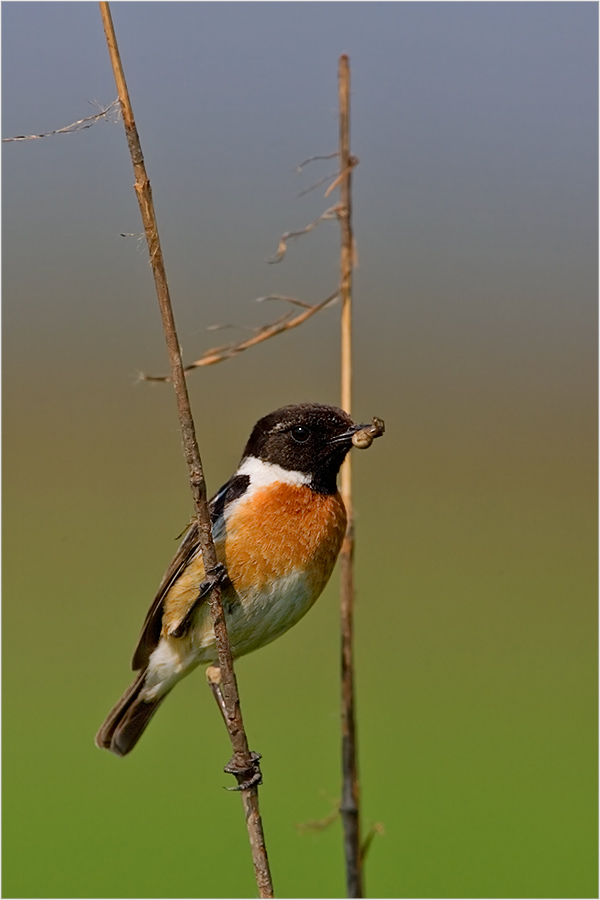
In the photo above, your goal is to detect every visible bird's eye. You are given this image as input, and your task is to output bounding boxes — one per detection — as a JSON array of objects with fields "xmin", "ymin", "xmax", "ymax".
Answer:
[{"xmin": 291, "ymin": 425, "xmax": 310, "ymax": 443}]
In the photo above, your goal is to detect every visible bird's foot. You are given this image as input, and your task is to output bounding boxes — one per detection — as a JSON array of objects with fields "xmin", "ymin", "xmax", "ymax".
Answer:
[{"xmin": 224, "ymin": 751, "xmax": 263, "ymax": 791}]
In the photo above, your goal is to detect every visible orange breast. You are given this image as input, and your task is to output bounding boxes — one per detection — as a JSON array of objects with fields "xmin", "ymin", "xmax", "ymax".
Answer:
[
  {"xmin": 161, "ymin": 483, "xmax": 347, "ymax": 636},
  {"xmin": 222, "ymin": 483, "xmax": 347, "ymax": 596}
]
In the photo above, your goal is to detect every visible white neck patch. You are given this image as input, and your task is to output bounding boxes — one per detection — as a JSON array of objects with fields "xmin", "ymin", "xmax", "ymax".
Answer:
[{"xmin": 237, "ymin": 456, "xmax": 311, "ymax": 488}]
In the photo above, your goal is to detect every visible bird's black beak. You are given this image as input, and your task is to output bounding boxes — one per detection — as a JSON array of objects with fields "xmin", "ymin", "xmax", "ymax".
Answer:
[{"xmin": 330, "ymin": 422, "xmax": 369, "ymax": 444}]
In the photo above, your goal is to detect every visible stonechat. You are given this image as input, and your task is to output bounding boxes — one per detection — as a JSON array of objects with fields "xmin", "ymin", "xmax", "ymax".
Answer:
[{"xmin": 96, "ymin": 403, "xmax": 382, "ymax": 756}]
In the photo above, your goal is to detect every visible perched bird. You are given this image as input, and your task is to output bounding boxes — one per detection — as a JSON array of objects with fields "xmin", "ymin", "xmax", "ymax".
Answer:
[{"xmin": 96, "ymin": 402, "xmax": 380, "ymax": 756}]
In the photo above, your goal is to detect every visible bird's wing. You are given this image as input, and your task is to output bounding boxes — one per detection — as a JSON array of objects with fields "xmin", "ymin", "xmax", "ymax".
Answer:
[
  {"xmin": 130, "ymin": 473, "xmax": 250, "ymax": 671},
  {"xmin": 131, "ymin": 519, "xmax": 201, "ymax": 670}
]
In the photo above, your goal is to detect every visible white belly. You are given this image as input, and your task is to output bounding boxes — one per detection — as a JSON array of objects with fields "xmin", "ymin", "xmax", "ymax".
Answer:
[
  {"xmin": 196, "ymin": 569, "xmax": 316, "ymax": 660},
  {"xmin": 143, "ymin": 570, "xmax": 317, "ymax": 700}
]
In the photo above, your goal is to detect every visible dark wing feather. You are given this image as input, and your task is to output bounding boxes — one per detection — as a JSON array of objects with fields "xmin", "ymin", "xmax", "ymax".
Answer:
[
  {"xmin": 130, "ymin": 474, "xmax": 250, "ymax": 671},
  {"xmin": 131, "ymin": 520, "xmax": 200, "ymax": 670}
]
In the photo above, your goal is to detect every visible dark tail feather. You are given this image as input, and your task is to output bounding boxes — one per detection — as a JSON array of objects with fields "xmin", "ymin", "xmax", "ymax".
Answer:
[{"xmin": 95, "ymin": 671, "xmax": 168, "ymax": 757}]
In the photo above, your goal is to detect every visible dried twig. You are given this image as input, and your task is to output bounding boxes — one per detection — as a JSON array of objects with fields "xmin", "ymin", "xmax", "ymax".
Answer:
[
  {"xmin": 297, "ymin": 808, "xmax": 383, "ymax": 864},
  {"xmin": 2, "ymin": 99, "xmax": 120, "ymax": 142},
  {"xmin": 268, "ymin": 206, "xmax": 340, "ymax": 263},
  {"xmin": 324, "ymin": 156, "xmax": 359, "ymax": 199},
  {"xmin": 360, "ymin": 823, "xmax": 385, "ymax": 865},
  {"xmin": 255, "ymin": 294, "xmax": 314, "ymax": 309},
  {"xmin": 294, "ymin": 151, "xmax": 338, "ymax": 173},
  {"xmin": 141, "ymin": 289, "xmax": 340, "ymax": 382},
  {"xmin": 337, "ymin": 54, "xmax": 363, "ymax": 899},
  {"xmin": 98, "ymin": 4, "xmax": 273, "ymax": 897},
  {"xmin": 296, "ymin": 803, "xmax": 340, "ymax": 834},
  {"xmin": 297, "ymin": 172, "xmax": 338, "ymax": 198},
  {"xmin": 140, "ymin": 163, "xmax": 343, "ymax": 380}
]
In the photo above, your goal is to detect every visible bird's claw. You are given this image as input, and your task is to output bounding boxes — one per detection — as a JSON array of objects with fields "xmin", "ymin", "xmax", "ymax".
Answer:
[{"xmin": 224, "ymin": 751, "xmax": 263, "ymax": 791}]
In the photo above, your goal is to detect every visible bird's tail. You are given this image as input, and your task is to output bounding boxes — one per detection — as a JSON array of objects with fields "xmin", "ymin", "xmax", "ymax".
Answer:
[{"xmin": 95, "ymin": 671, "xmax": 169, "ymax": 757}]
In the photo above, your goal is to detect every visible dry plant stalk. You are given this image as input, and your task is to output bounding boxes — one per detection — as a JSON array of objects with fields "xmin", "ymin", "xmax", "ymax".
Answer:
[
  {"xmin": 2, "ymin": 99, "xmax": 120, "ymax": 142},
  {"xmin": 142, "ymin": 288, "xmax": 340, "ymax": 381},
  {"xmin": 98, "ymin": 4, "xmax": 273, "ymax": 897},
  {"xmin": 338, "ymin": 54, "xmax": 364, "ymax": 899}
]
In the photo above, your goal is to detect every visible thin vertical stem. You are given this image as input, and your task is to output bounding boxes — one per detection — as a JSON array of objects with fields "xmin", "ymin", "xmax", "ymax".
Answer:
[
  {"xmin": 98, "ymin": 5, "xmax": 273, "ymax": 896},
  {"xmin": 338, "ymin": 54, "xmax": 363, "ymax": 899}
]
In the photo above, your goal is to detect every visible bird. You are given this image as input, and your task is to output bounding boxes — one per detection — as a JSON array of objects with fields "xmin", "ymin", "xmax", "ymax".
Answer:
[{"xmin": 95, "ymin": 402, "xmax": 380, "ymax": 757}]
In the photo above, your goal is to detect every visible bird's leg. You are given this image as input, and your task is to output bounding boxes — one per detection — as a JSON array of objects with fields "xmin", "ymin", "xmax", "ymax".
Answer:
[
  {"xmin": 168, "ymin": 563, "xmax": 228, "ymax": 638},
  {"xmin": 206, "ymin": 665, "xmax": 263, "ymax": 791}
]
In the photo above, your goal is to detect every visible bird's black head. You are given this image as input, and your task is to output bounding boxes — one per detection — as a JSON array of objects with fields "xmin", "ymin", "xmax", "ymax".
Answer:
[{"xmin": 242, "ymin": 403, "xmax": 364, "ymax": 494}]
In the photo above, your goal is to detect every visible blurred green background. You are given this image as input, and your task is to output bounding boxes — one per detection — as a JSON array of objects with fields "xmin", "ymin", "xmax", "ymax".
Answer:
[{"xmin": 3, "ymin": 3, "xmax": 597, "ymax": 898}]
